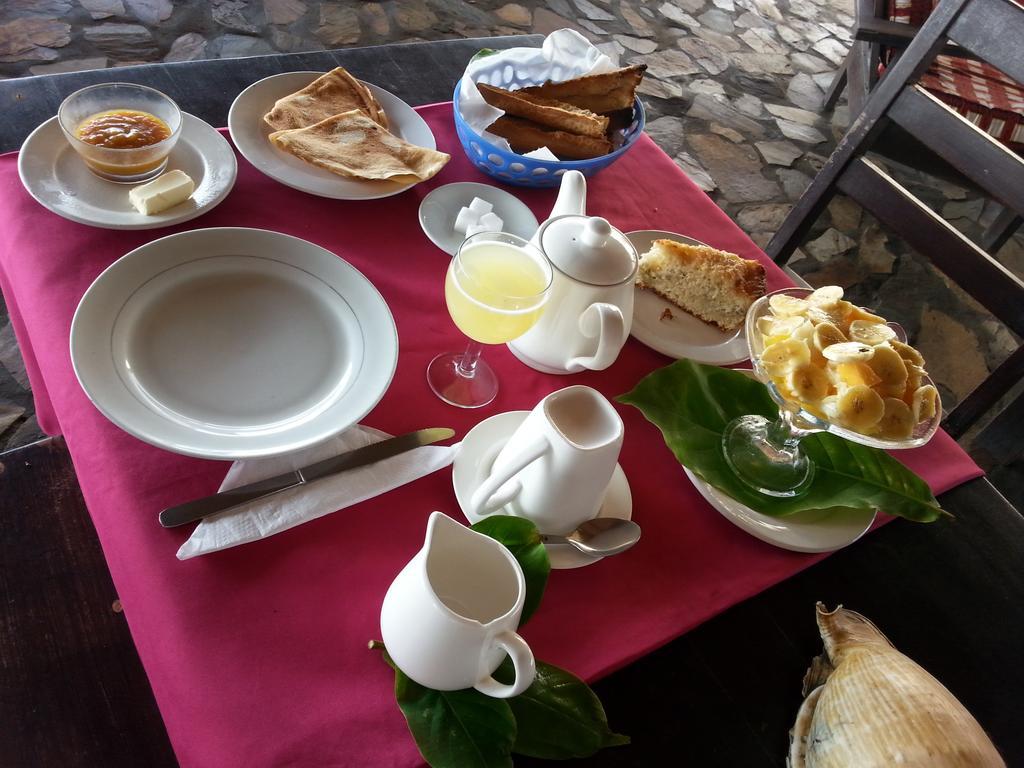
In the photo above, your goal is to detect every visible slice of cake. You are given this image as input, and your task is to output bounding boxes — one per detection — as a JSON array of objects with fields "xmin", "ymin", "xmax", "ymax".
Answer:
[{"xmin": 636, "ymin": 239, "xmax": 767, "ymax": 332}]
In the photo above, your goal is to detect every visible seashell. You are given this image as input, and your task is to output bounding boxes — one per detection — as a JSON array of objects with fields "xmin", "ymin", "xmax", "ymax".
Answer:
[{"xmin": 789, "ymin": 603, "xmax": 1005, "ymax": 768}]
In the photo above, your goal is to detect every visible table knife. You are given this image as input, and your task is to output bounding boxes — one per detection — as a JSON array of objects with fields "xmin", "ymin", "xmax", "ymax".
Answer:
[{"xmin": 158, "ymin": 427, "xmax": 456, "ymax": 528}]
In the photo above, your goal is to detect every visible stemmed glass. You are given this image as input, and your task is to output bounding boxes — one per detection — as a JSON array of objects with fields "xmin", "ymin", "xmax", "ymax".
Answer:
[
  {"xmin": 722, "ymin": 287, "xmax": 941, "ymax": 498},
  {"xmin": 427, "ymin": 231, "xmax": 553, "ymax": 408}
]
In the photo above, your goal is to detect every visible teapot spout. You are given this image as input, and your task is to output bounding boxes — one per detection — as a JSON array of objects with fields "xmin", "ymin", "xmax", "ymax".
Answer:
[{"xmin": 549, "ymin": 170, "xmax": 587, "ymax": 219}]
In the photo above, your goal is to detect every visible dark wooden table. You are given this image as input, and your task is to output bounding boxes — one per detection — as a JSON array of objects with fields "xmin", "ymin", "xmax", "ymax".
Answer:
[{"xmin": 3, "ymin": 37, "xmax": 1023, "ymax": 768}]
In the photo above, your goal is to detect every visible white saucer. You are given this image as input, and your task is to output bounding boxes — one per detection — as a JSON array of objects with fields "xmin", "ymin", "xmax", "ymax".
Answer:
[
  {"xmin": 626, "ymin": 230, "xmax": 750, "ymax": 365},
  {"xmin": 228, "ymin": 71, "xmax": 436, "ymax": 200},
  {"xmin": 418, "ymin": 182, "xmax": 539, "ymax": 255},
  {"xmin": 452, "ymin": 411, "xmax": 633, "ymax": 569},
  {"xmin": 683, "ymin": 467, "xmax": 875, "ymax": 553},
  {"xmin": 17, "ymin": 113, "xmax": 236, "ymax": 230}
]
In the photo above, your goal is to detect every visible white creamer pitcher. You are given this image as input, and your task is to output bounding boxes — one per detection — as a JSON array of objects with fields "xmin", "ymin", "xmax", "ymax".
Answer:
[
  {"xmin": 508, "ymin": 171, "xmax": 638, "ymax": 374},
  {"xmin": 380, "ymin": 512, "xmax": 536, "ymax": 698}
]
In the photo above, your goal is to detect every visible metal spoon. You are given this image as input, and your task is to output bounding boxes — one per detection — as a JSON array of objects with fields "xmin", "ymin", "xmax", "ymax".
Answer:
[{"xmin": 541, "ymin": 518, "xmax": 641, "ymax": 557}]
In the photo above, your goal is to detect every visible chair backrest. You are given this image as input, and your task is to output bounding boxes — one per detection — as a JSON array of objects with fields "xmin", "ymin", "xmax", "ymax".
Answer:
[{"xmin": 767, "ymin": 0, "xmax": 1024, "ymax": 439}]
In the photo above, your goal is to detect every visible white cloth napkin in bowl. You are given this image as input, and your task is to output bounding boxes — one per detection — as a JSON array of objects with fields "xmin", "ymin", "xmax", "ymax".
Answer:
[{"xmin": 177, "ymin": 425, "xmax": 459, "ymax": 560}]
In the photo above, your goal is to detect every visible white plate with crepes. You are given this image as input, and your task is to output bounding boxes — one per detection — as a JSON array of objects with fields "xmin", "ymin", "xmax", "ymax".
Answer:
[
  {"xmin": 228, "ymin": 71, "xmax": 436, "ymax": 201},
  {"xmin": 626, "ymin": 230, "xmax": 750, "ymax": 366},
  {"xmin": 70, "ymin": 228, "xmax": 398, "ymax": 459},
  {"xmin": 18, "ymin": 113, "xmax": 236, "ymax": 230}
]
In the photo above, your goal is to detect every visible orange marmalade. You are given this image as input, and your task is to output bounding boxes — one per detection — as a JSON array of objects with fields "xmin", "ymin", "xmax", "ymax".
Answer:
[{"xmin": 76, "ymin": 109, "xmax": 172, "ymax": 148}]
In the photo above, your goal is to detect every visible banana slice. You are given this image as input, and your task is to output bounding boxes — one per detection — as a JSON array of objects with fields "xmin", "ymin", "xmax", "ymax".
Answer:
[
  {"xmin": 891, "ymin": 339, "xmax": 925, "ymax": 368},
  {"xmin": 760, "ymin": 338, "xmax": 811, "ymax": 377},
  {"xmin": 757, "ymin": 314, "xmax": 807, "ymax": 338},
  {"xmin": 845, "ymin": 305, "xmax": 886, "ymax": 326},
  {"xmin": 830, "ymin": 361, "xmax": 882, "ymax": 390},
  {"xmin": 788, "ymin": 362, "xmax": 830, "ymax": 402},
  {"xmin": 848, "ymin": 320, "xmax": 897, "ymax": 346},
  {"xmin": 912, "ymin": 384, "xmax": 939, "ymax": 423},
  {"xmin": 813, "ymin": 321, "xmax": 847, "ymax": 352},
  {"xmin": 878, "ymin": 397, "xmax": 915, "ymax": 439},
  {"xmin": 867, "ymin": 344, "xmax": 908, "ymax": 396},
  {"xmin": 902, "ymin": 364, "xmax": 924, "ymax": 401},
  {"xmin": 791, "ymin": 318, "xmax": 815, "ymax": 343},
  {"xmin": 808, "ymin": 285, "xmax": 843, "ymax": 309},
  {"xmin": 836, "ymin": 384, "xmax": 885, "ymax": 431},
  {"xmin": 769, "ymin": 293, "xmax": 810, "ymax": 317},
  {"xmin": 822, "ymin": 341, "xmax": 875, "ymax": 363}
]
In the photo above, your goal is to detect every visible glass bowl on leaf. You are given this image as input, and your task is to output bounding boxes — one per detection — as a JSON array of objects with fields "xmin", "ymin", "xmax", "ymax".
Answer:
[{"xmin": 722, "ymin": 286, "xmax": 941, "ymax": 499}]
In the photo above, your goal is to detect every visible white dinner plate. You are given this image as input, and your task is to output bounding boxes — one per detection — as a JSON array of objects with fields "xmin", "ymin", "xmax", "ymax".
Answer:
[
  {"xmin": 626, "ymin": 230, "xmax": 750, "ymax": 365},
  {"xmin": 17, "ymin": 113, "xmax": 236, "ymax": 230},
  {"xmin": 683, "ymin": 467, "xmax": 875, "ymax": 553},
  {"xmin": 71, "ymin": 228, "xmax": 398, "ymax": 459},
  {"xmin": 418, "ymin": 182, "xmax": 539, "ymax": 255},
  {"xmin": 228, "ymin": 71, "xmax": 436, "ymax": 200},
  {"xmin": 452, "ymin": 411, "xmax": 633, "ymax": 569}
]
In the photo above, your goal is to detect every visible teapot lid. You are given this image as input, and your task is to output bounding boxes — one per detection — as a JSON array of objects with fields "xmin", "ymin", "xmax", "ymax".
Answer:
[{"xmin": 540, "ymin": 215, "xmax": 638, "ymax": 286}]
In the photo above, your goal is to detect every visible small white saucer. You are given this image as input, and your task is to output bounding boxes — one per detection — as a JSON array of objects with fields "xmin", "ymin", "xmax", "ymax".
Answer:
[
  {"xmin": 683, "ymin": 467, "xmax": 875, "ymax": 553},
  {"xmin": 418, "ymin": 182, "xmax": 539, "ymax": 255},
  {"xmin": 452, "ymin": 411, "xmax": 632, "ymax": 569},
  {"xmin": 626, "ymin": 229, "xmax": 750, "ymax": 365},
  {"xmin": 18, "ymin": 113, "xmax": 236, "ymax": 230}
]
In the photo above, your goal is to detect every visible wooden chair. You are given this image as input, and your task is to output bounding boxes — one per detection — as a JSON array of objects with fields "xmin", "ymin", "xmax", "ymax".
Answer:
[
  {"xmin": 767, "ymin": 0, "xmax": 1024, "ymax": 441},
  {"xmin": 824, "ymin": 0, "xmax": 1024, "ymax": 251}
]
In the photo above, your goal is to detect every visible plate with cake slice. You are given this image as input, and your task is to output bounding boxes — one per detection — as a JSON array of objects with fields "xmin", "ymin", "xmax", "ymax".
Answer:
[{"xmin": 626, "ymin": 230, "xmax": 766, "ymax": 365}]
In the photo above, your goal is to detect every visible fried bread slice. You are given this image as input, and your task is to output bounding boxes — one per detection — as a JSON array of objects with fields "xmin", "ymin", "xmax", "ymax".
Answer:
[
  {"xmin": 636, "ymin": 239, "xmax": 767, "ymax": 332},
  {"xmin": 520, "ymin": 65, "xmax": 646, "ymax": 112},
  {"xmin": 269, "ymin": 110, "xmax": 449, "ymax": 182},
  {"xmin": 487, "ymin": 115, "xmax": 612, "ymax": 160},
  {"xmin": 476, "ymin": 82, "xmax": 609, "ymax": 138},
  {"xmin": 263, "ymin": 68, "xmax": 389, "ymax": 132}
]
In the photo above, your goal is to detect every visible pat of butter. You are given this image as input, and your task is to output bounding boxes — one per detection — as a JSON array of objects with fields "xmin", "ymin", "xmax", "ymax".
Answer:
[{"xmin": 128, "ymin": 170, "xmax": 195, "ymax": 215}]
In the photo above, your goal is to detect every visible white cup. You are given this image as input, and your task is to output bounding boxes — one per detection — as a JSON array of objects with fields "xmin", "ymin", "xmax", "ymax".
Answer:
[
  {"xmin": 469, "ymin": 386, "xmax": 624, "ymax": 535},
  {"xmin": 380, "ymin": 512, "xmax": 536, "ymax": 698}
]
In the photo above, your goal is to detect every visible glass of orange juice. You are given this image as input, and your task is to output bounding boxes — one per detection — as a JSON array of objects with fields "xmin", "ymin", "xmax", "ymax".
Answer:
[{"xmin": 428, "ymin": 232, "xmax": 553, "ymax": 408}]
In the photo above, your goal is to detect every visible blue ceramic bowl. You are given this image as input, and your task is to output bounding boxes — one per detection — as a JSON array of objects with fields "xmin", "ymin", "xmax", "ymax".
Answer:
[{"xmin": 453, "ymin": 79, "xmax": 646, "ymax": 188}]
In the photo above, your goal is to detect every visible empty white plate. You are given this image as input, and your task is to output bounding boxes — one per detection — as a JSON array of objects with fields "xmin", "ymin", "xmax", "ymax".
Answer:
[
  {"xmin": 683, "ymin": 467, "xmax": 875, "ymax": 553},
  {"xmin": 418, "ymin": 182, "xmax": 539, "ymax": 255},
  {"xmin": 71, "ymin": 228, "xmax": 398, "ymax": 459},
  {"xmin": 18, "ymin": 113, "xmax": 236, "ymax": 230},
  {"xmin": 228, "ymin": 71, "xmax": 437, "ymax": 200},
  {"xmin": 627, "ymin": 230, "xmax": 750, "ymax": 365}
]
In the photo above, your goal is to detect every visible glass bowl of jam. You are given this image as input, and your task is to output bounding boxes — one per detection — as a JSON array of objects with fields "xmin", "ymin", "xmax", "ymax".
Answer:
[{"xmin": 58, "ymin": 83, "xmax": 183, "ymax": 183}]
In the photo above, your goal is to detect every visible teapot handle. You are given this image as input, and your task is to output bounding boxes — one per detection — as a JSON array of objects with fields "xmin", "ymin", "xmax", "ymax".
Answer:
[{"xmin": 566, "ymin": 302, "xmax": 626, "ymax": 372}]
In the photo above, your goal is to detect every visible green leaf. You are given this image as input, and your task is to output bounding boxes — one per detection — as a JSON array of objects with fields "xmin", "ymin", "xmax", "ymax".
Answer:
[
  {"xmin": 373, "ymin": 644, "xmax": 517, "ymax": 768},
  {"xmin": 618, "ymin": 359, "xmax": 944, "ymax": 522},
  {"xmin": 471, "ymin": 48, "xmax": 500, "ymax": 60},
  {"xmin": 471, "ymin": 516, "xmax": 550, "ymax": 625},
  {"xmin": 493, "ymin": 659, "xmax": 630, "ymax": 759}
]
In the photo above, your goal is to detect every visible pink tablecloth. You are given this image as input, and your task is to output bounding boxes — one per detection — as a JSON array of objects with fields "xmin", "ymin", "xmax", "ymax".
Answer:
[{"xmin": 0, "ymin": 103, "xmax": 982, "ymax": 767}]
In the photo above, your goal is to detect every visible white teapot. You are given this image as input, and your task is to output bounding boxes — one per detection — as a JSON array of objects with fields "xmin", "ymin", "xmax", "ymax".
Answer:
[{"xmin": 508, "ymin": 171, "xmax": 638, "ymax": 374}]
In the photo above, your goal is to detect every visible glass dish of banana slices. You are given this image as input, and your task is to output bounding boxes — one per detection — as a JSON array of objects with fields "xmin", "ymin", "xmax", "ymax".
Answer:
[{"xmin": 722, "ymin": 286, "xmax": 941, "ymax": 499}]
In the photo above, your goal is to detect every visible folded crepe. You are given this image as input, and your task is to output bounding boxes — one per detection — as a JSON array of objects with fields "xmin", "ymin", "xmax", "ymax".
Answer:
[
  {"xmin": 269, "ymin": 110, "xmax": 450, "ymax": 182},
  {"xmin": 264, "ymin": 67, "xmax": 389, "ymax": 131}
]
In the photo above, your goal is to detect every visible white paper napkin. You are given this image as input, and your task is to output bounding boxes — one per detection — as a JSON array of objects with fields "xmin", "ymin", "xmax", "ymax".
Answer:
[{"xmin": 177, "ymin": 426, "xmax": 458, "ymax": 559}]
